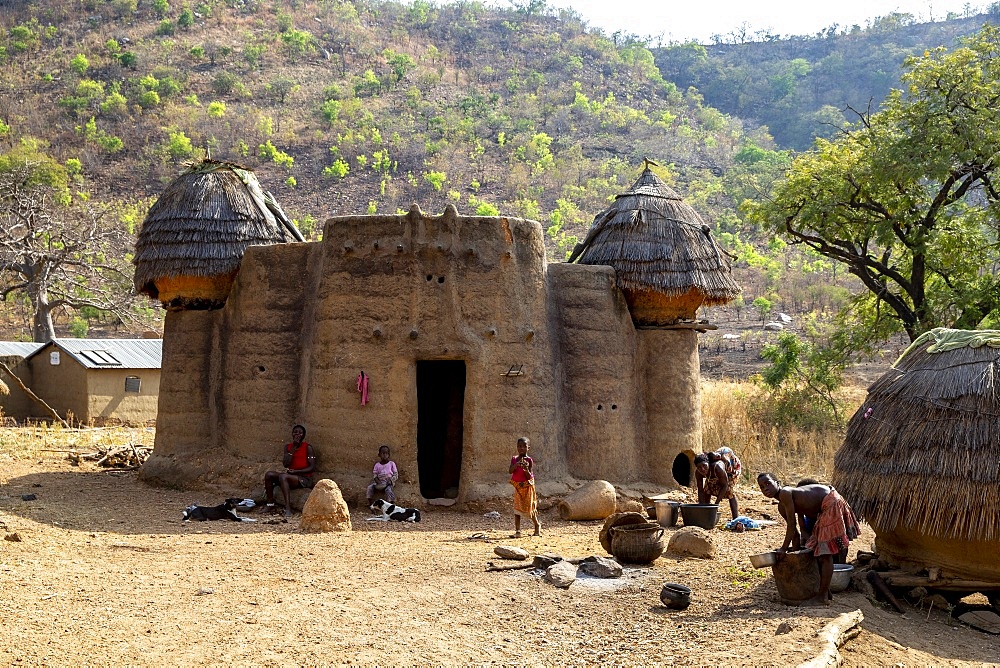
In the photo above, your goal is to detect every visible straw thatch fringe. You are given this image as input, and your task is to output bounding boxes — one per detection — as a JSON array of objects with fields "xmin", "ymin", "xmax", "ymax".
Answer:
[
  {"xmin": 833, "ymin": 332, "xmax": 1000, "ymax": 542},
  {"xmin": 133, "ymin": 160, "xmax": 299, "ymax": 297},
  {"xmin": 568, "ymin": 167, "xmax": 740, "ymax": 304}
]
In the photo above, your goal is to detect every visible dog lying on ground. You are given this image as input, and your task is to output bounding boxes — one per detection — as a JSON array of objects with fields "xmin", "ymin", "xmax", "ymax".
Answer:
[
  {"xmin": 368, "ymin": 499, "xmax": 421, "ymax": 522},
  {"xmin": 182, "ymin": 498, "xmax": 257, "ymax": 522}
]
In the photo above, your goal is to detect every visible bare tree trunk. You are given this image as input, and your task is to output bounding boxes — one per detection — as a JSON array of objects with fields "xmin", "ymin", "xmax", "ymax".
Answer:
[{"xmin": 29, "ymin": 282, "xmax": 56, "ymax": 343}]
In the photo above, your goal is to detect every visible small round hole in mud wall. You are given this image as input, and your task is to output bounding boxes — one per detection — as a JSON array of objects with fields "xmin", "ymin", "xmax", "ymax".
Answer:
[
  {"xmin": 437, "ymin": 276, "xmax": 445, "ymax": 284},
  {"xmin": 597, "ymin": 404, "xmax": 603, "ymax": 411},
  {"xmin": 672, "ymin": 450, "xmax": 694, "ymax": 487},
  {"xmin": 256, "ymin": 365, "xmax": 266, "ymax": 373},
  {"xmin": 426, "ymin": 274, "xmax": 433, "ymax": 281},
  {"xmin": 611, "ymin": 404, "xmax": 617, "ymax": 410}
]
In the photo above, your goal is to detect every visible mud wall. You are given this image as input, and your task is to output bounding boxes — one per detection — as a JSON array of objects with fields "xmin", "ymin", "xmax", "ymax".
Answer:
[
  {"xmin": 0, "ymin": 355, "xmax": 34, "ymax": 421},
  {"xmin": 549, "ymin": 263, "xmax": 642, "ymax": 482},
  {"xmin": 639, "ymin": 329, "xmax": 701, "ymax": 486},
  {"xmin": 85, "ymin": 369, "xmax": 160, "ymax": 424},
  {"xmin": 29, "ymin": 348, "xmax": 89, "ymax": 423},
  {"xmin": 876, "ymin": 526, "xmax": 1000, "ymax": 581}
]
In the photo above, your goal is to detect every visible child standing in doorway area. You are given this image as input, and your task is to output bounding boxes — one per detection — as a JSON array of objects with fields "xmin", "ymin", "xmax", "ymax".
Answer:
[
  {"xmin": 509, "ymin": 437, "xmax": 541, "ymax": 537},
  {"xmin": 367, "ymin": 445, "xmax": 399, "ymax": 504}
]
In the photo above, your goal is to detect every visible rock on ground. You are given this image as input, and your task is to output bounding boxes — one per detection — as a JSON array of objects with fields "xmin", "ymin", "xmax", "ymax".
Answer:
[
  {"xmin": 578, "ymin": 556, "xmax": 623, "ymax": 578},
  {"xmin": 545, "ymin": 560, "xmax": 578, "ymax": 588},
  {"xmin": 299, "ymin": 479, "xmax": 352, "ymax": 533},
  {"xmin": 494, "ymin": 545, "xmax": 530, "ymax": 560},
  {"xmin": 667, "ymin": 526, "xmax": 716, "ymax": 559},
  {"xmin": 559, "ymin": 480, "xmax": 617, "ymax": 520}
]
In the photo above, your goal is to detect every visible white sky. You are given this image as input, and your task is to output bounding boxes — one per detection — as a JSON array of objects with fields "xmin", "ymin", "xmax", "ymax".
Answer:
[{"xmin": 538, "ymin": 0, "xmax": 989, "ymax": 43}]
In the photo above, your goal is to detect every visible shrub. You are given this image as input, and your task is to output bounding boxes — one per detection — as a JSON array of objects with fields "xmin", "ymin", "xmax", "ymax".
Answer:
[
  {"xmin": 212, "ymin": 71, "xmax": 240, "ymax": 96},
  {"xmin": 323, "ymin": 158, "xmax": 349, "ymax": 179},
  {"xmin": 207, "ymin": 101, "xmax": 226, "ymax": 117},
  {"xmin": 166, "ymin": 130, "xmax": 194, "ymax": 158},
  {"xmin": 423, "ymin": 170, "xmax": 445, "ymax": 191},
  {"xmin": 70, "ymin": 54, "xmax": 89, "ymax": 76},
  {"xmin": 178, "ymin": 6, "xmax": 194, "ymax": 28},
  {"xmin": 155, "ymin": 20, "xmax": 176, "ymax": 36}
]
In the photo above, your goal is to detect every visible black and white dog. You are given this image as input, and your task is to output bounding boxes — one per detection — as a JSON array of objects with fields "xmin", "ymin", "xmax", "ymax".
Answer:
[
  {"xmin": 182, "ymin": 498, "xmax": 257, "ymax": 522},
  {"xmin": 368, "ymin": 498, "xmax": 421, "ymax": 522}
]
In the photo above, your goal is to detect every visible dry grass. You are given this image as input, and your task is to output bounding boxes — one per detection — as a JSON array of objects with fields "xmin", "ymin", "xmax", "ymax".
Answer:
[
  {"xmin": 701, "ymin": 379, "xmax": 867, "ymax": 485},
  {"xmin": 0, "ymin": 424, "xmax": 155, "ymax": 463}
]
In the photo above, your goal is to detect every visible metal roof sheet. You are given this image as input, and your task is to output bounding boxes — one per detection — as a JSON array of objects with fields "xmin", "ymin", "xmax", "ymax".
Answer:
[
  {"xmin": 0, "ymin": 342, "xmax": 45, "ymax": 358},
  {"xmin": 27, "ymin": 339, "xmax": 163, "ymax": 369}
]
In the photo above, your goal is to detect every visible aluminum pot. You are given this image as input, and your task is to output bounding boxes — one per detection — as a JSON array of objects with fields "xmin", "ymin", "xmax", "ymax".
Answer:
[{"xmin": 654, "ymin": 499, "xmax": 680, "ymax": 527}]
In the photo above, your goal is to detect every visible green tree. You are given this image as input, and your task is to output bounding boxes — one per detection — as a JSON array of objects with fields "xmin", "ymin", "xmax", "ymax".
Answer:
[
  {"xmin": 758, "ymin": 332, "xmax": 846, "ymax": 426},
  {"xmin": 748, "ymin": 26, "xmax": 1000, "ymax": 343}
]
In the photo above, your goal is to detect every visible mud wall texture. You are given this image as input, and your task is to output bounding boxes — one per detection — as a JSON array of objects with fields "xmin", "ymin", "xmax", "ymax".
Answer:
[
  {"xmin": 0, "ymin": 355, "xmax": 34, "ymax": 421},
  {"xmin": 143, "ymin": 206, "xmax": 704, "ymax": 501},
  {"xmin": 85, "ymin": 369, "xmax": 160, "ymax": 424},
  {"xmin": 876, "ymin": 527, "xmax": 1000, "ymax": 581},
  {"xmin": 29, "ymin": 353, "xmax": 89, "ymax": 423}
]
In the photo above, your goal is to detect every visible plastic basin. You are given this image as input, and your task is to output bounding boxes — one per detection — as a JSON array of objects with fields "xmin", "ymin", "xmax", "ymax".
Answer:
[{"xmin": 680, "ymin": 503, "xmax": 719, "ymax": 530}]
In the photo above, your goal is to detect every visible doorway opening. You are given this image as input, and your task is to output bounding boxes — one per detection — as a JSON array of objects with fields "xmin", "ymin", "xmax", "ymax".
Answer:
[
  {"xmin": 672, "ymin": 450, "xmax": 694, "ymax": 488},
  {"xmin": 416, "ymin": 360, "xmax": 466, "ymax": 499}
]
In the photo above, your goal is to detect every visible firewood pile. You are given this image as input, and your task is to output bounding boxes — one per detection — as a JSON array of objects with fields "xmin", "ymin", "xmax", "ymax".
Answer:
[{"xmin": 67, "ymin": 443, "xmax": 152, "ymax": 469}]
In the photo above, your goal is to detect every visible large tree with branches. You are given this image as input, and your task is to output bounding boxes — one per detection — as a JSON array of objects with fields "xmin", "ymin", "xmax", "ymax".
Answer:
[
  {"xmin": 0, "ymin": 144, "xmax": 137, "ymax": 342},
  {"xmin": 747, "ymin": 25, "xmax": 1000, "ymax": 343}
]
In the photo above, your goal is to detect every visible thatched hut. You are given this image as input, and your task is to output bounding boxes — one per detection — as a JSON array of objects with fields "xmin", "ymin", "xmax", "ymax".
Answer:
[
  {"xmin": 133, "ymin": 160, "xmax": 303, "ymax": 310},
  {"xmin": 568, "ymin": 165, "xmax": 740, "ymax": 325},
  {"xmin": 833, "ymin": 328, "xmax": 1000, "ymax": 581}
]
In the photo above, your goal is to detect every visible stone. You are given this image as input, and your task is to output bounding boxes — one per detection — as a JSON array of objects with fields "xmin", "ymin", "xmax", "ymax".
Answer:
[
  {"xmin": 578, "ymin": 556, "xmax": 623, "ymax": 579},
  {"xmin": 775, "ymin": 621, "xmax": 794, "ymax": 635},
  {"xmin": 617, "ymin": 499, "xmax": 645, "ymax": 514},
  {"xmin": 763, "ymin": 322, "xmax": 784, "ymax": 331},
  {"xmin": 299, "ymin": 479, "xmax": 352, "ymax": 533},
  {"xmin": 494, "ymin": 545, "xmax": 530, "ymax": 561},
  {"xmin": 533, "ymin": 554, "xmax": 563, "ymax": 569},
  {"xmin": 4, "ymin": 533, "xmax": 22, "ymax": 542},
  {"xmin": 558, "ymin": 480, "xmax": 617, "ymax": 521},
  {"xmin": 545, "ymin": 561, "xmax": 578, "ymax": 589},
  {"xmin": 667, "ymin": 526, "xmax": 716, "ymax": 559}
]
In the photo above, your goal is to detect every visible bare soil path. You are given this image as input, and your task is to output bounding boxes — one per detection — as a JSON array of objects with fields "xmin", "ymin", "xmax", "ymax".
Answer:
[{"xmin": 1, "ymin": 450, "xmax": 997, "ymax": 666}]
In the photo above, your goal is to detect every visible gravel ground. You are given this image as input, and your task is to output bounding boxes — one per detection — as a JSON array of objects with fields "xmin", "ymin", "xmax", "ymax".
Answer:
[{"xmin": 1, "ymin": 450, "xmax": 998, "ymax": 666}]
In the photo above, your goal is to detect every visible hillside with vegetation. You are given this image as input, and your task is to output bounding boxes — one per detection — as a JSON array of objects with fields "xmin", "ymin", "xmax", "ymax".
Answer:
[
  {"xmin": 655, "ymin": 7, "xmax": 1000, "ymax": 149},
  {"xmin": 0, "ymin": 0, "xmax": 817, "ymax": 340},
  {"xmin": 0, "ymin": 0, "xmax": 996, "ymax": 383}
]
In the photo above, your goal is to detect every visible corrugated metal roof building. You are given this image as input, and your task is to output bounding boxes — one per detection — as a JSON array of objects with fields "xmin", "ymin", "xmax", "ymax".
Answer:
[
  {"xmin": 0, "ymin": 342, "xmax": 44, "ymax": 423},
  {"xmin": 1, "ymin": 339, "xmax": 163, "ymax": 426}
]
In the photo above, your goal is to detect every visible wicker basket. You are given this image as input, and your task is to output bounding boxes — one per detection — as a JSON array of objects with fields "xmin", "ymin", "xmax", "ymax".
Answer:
[{"xmin": 609, "ymin": 523, "xmax": 665, "ymax": 564}]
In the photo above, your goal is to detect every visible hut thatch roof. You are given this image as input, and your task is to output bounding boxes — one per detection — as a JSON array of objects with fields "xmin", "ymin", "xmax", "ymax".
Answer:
[
  {"xmin": 833, "ymin": 328, "xmax": 1000, "ymax": 542},
  {"xmin": 133, "ymin": 160, "xmax": 303, "ymax": 298},
  {"xmin": 567, "ymin": 165, "xmax": 740, "ymax": 305}
]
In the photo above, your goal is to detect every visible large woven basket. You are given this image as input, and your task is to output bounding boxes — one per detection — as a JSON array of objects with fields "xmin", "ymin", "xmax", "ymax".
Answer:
[{"xmin": 609, "ymin": 522, "xmax": 665, "ymax": 564}]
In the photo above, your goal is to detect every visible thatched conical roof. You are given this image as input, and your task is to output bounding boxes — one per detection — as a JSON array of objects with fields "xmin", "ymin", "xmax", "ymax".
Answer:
[
  {"xmin": 567, "ymin": 165, "xmax": 740, "ymax": 305},
  {"xmin": 833, "ymin": 328, "xmax": 1000, "ymax": 543},
  {"xmin": 133, "ymin": 160, "xmax": 303, "ymax": 298}
]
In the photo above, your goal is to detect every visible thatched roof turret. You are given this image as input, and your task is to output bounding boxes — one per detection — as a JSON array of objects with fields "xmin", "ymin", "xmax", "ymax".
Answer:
[
  {"xmin": 833, "ymin": 328, "xmax": 1000, "ymax": 580},
  {"xmin": 133, "ymin": 160, "xmax": 303, "ymax": 310},
  {"xmin": 568, "ymin": 165, "xmax": 740, "ymax": 325}
]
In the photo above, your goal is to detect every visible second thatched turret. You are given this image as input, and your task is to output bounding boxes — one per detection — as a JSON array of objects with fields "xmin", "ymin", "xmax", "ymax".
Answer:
[
  {"xmin": 133, "ymin": 160, "xmax": 303, "ymax": 311},
  {"xmin": 568, "ymin": 165, "xmax": 739, "ymax": 326}
]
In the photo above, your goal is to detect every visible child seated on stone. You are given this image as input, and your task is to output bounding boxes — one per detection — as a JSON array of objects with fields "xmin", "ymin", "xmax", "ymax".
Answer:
[{"xmin": 366, "ymin": 445, "xmax": 399, "ymax": 504}]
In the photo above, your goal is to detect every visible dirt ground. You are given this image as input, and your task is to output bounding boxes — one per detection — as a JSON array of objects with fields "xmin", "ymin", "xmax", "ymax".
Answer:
[{"xmin": 1, "ymin": 449, "xmax": 998, "ymax": 666}]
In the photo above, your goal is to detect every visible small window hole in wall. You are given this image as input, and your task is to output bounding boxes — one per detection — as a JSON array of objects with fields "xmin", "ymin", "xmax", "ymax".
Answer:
[
  {"xmin": 437, "ymin": 276, "xmax": 445, "ymax": 284},
  {"xmin": 611, "ymin": 404, "xmax": 618, "ymax": 410},
  {"xmin": 426, "ymin": 274, "xmax": 433, "ymax": 281},
  {"xmin": 256, "ymin": 365, "xmax": 266, "ymax": 374},
  {"xmin": 672, "ymin": 450, "xmax": 695, "ymax": 487},
  {"xmin": 125, "ymin": 376, "xmax": 141, "ymax": 393},
  {"xmin": 597, "ymin": 404, "xmax": 603, "ymax": 411}
]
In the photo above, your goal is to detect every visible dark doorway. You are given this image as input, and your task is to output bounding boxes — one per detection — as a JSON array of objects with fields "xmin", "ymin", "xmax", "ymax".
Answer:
[
  {"xmin": 672, "ymin": 451, "xmax": 694, "ymax": 487},
  {"xmin": 416, "ymin": 360, "xmax": 466, "ymax": 499}
]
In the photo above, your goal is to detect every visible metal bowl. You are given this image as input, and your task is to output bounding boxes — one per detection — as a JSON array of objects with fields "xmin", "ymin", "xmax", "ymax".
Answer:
[
  {"xmin": 749, "ymin": 551, "xmax": 777, "ymax": 569},
  {"xmin": 830, "ymin": 564, "xmax": 854, "ymax": 593}
]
